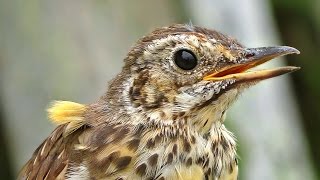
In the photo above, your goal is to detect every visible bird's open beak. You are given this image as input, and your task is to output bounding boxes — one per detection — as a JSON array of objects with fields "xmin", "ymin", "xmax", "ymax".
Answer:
[{"xmin": 203, "ymin": 46, "xmax": 300, "ymax": 82}]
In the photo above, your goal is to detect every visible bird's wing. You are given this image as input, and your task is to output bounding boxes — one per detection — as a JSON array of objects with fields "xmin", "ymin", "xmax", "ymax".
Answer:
[
  {"xmin": 18, "ymin": 101, "xmax": 87, "ymax": 180},
  {"xmin": 18, "ymin": 124, "xmax": 83, "ymax": 180}
]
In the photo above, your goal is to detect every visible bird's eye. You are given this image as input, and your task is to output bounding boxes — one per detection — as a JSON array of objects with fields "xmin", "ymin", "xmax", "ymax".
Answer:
[{"xmin": 174, "ymin": 49, "xmax": 198, "ymax": 70}]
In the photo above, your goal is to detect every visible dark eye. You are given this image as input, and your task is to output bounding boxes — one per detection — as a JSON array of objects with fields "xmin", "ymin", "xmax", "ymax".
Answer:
[{"xmin": 174, "ymin": 49, "xmax": 198, "ymax": 70}]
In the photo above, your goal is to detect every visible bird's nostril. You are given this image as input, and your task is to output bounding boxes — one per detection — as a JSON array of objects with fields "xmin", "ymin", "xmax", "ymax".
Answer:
[{"xmin": 245, "ymin": 52, "xmax": 255, "ymax": 58}]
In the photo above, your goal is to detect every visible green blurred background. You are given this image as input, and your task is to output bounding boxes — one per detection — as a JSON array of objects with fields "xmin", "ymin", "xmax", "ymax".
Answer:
[{"xmin": 0, "ymin": 0, "xmax": 319, "ymax": 179}]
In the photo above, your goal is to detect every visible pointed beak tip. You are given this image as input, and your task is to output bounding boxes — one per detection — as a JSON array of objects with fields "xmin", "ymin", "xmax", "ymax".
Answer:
[
  {"xmin": 289, "ymin": 66, "xmax": 301, "ymax": 72},
  {"xmin": 283, "ymin": 46, "xmax": 300, "ymax": 55}
]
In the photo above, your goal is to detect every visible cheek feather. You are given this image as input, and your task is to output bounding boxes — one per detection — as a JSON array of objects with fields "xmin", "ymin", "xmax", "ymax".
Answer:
[{"xmin": 173, "ymin": 80, "xmax": 237, "ymax": 113}]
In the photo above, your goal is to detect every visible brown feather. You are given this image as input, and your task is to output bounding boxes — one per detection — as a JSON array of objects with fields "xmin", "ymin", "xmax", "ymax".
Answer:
[{"xmin": 18, "ymin": 125, "xmax": 84, "ymax": 180}]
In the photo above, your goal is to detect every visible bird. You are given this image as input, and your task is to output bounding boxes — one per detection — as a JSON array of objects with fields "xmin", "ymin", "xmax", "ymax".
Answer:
[{"xmin": 18, "ymin": 24, "xmax": 300, "ymax": 180}]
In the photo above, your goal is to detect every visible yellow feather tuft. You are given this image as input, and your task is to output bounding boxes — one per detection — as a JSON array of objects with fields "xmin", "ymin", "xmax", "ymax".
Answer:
[{"xmin": 47, "ymin": 101, "xmax": 86, "ymax": 125}]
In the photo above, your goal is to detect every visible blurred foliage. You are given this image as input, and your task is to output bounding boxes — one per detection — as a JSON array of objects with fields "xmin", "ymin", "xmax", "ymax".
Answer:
[{"xmin": 271, "ymin": 0, "xmax": 320, "ymax": 178}]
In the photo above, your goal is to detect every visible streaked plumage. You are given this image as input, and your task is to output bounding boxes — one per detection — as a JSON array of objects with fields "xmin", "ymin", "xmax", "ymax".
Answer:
[{"xmin": 19, "ymin": 24, "xmax": 299, "ymax": 180}]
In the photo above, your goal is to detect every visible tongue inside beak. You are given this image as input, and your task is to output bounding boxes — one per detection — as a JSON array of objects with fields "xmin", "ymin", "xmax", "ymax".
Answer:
[{"xmin": 203, "ymin": 46, "xmax": 300, "ymax": 82}]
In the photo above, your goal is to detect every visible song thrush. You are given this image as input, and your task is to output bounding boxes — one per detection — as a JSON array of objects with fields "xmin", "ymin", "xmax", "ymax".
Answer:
[{"xmin": 19, "ymin": 24, "xmax": 300, "ymax": 180}]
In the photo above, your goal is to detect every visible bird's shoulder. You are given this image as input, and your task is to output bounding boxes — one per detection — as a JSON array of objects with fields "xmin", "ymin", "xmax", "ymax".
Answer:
[
  {"xmin": 18, "ymin": 100, "xmax": 138, "ymax": 179},
  {"xmin": 18, "ymin": 101, "xmax": 89, "ymax": 179},
  {"xmin": 18, "ymin": 124, "xmax": 85, "ymax": 179}
]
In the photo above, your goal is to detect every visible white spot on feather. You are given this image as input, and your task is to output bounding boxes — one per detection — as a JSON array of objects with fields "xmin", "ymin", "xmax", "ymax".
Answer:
[{"xmin": 66, "ymin": 163, "xmax": 90, "ymax": 180}]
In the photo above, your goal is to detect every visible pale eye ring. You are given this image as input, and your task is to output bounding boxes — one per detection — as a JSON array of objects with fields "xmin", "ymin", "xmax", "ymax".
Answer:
[{"xmin": 174, "ymin": 49, "xmax": 198, "ymax": 71}]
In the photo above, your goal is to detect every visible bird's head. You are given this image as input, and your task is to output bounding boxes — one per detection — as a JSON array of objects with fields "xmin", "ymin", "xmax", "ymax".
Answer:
[{"xmin": 104, "ymin": 24, "xmax": 299, "ymax": 133}]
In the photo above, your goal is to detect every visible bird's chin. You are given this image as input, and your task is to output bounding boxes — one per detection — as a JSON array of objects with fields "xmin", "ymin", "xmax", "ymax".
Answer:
[
  {"xmin": 191, "ymin": 87, "xmax": 244, "ymax": 134},
  {"xmin": 195, "ymin": 79, "xmax": 249, "ymax": 109}
]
